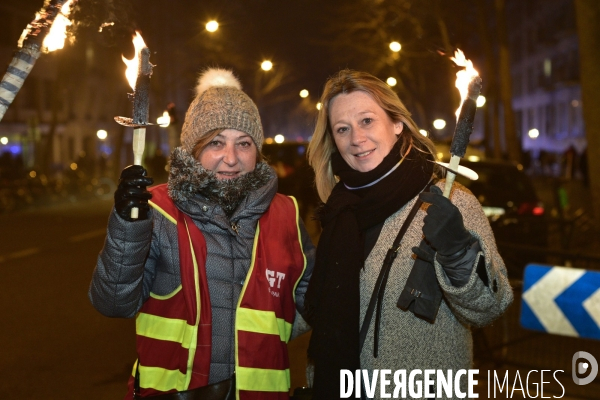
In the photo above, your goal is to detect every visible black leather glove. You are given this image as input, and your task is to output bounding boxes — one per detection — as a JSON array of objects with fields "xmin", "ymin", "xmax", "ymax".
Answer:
[
  {"xmin": 418, "ymin": 185, "xmax": 472, "ymax": 261},
  {"xmin": 413, "ymin": 240, "xmax": 480, "ymax": 287},
  {"xmin": 397, "ymin": 240, "xmax": 443, "ymax": 323},
  {"xmin": 114, "ymin": 165, "xmax": 153, "ymax": 221}
]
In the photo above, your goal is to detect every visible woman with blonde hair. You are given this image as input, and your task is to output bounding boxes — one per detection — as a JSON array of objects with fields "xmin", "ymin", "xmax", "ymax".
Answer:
[{"xmin": 304, "ymin": 69, "xmax": 512, "ymax": 399}]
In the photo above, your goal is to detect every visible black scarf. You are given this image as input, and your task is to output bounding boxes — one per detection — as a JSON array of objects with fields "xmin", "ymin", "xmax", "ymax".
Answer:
[{"xmin": 305, "ymin": 139, "xmax": 433, "ymax": 399}]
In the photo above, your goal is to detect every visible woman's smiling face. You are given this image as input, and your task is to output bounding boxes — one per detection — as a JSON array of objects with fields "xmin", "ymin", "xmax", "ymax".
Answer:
[
  {"xmin": 197, "ymin": 129, "xmax": 257, "ymax": 179},
  {"xmin": 329, "ymin": 90, "xmax": 403, "ymax": 172}
]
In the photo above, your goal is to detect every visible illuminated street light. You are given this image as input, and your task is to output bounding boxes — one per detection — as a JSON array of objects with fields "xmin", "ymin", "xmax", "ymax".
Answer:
[
  {"xmin": 96, "ymin": 129, "xmax": 108, "ymax": 140},
  {"xmin": 316, "ymin": 102, "xmax": 322, "ymax": 110},
  {"xmin": 157, "ymin": 111, "xmax": 170, "ymax": 127},
  {"xmin": 206, "ymin": 20, "xmax": 219, "ymax": 32},
  {"xmin": 389, "ymin": 41, "xmax": 401, "ymax": 52},
  {"xmin": 274, "ymin": 134, "xmax": 285, "ymax": 144},
  {"xmin": 0, "ymin": 136, "xmax": 7, "ymax": 145},
  {"xmin": 476, "ymin": 95, "xmax": 486, "ymax": 107},
  {"xmin": 261, "ymin": 60, "xmax": 273, "ymax": 71},
  {"xmin": 433, "ymin": 119, "xmax": 446, "ymax": 130},
  {"xmin": 386, "ymin": 77, "xmax": 397, "ymax": 87},
  {"xmin": 299, "ymin": 89, "xmax": 309, "ymax": 98},
  {"xmin": 528, "ymin": 128, "xmax": 539, "ymax": 139},
  {"xmin": 419, "ymin": 129, "xmax": 428, "ymax": 136}
]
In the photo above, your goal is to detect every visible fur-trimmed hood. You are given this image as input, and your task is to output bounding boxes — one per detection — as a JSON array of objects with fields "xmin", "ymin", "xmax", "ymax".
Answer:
[{"xmin": 167, "ymin": 147, "xmax": 277, "ymax": 219}]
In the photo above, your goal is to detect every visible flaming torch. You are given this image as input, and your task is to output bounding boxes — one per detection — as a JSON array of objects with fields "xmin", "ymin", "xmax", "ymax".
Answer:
[
  {"xmin": 0, "ymin": 0, "xmax": 76, "ymax": 121},
  {"xmin": 115, "ymin": 31, "xmax": 154, "ymax": 219},
  {"xmin": 442, "ymin": 49, "xmax": 482, "ymax": 198}
]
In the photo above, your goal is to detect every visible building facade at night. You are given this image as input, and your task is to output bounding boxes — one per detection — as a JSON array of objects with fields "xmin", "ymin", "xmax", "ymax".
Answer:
[
  {"xmin": 508, "ymin": 0, "xmax": 584, "ymax": 163},
  {"xmin": 0, "ymin": 3, "xmax": 63, "ymax": 174},
  {"xmin": 0, "ymin": 2, "xmax": 120, "ymax": 179}
]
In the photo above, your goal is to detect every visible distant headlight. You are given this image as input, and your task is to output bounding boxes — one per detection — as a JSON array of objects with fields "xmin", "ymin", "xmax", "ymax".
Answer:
[{"xmin": 482, "ymin": 206, "xmax": 506, "ymax": 221}]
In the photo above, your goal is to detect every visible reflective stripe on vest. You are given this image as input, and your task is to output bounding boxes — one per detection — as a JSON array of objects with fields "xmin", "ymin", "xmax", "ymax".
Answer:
[
  {"xmin": 132, "ymin": 184, "xmax": 305, "ymax": 399},
  {"xmin": 235, "ymin": 195, "xmax": 306, "ymax": 400},
  {"xmin": 129, "ymin": 184, "xmax": 211, "ymax": 398}
]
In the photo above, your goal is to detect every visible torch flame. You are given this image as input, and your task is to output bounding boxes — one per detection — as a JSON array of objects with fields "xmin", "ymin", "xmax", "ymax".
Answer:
[
  {"xmin": 43, "ymin": 0, "xmax": 74, "ymax": 52},
  {"xmin": 122, "ymin": 31, "xmax": 147, "ymax": 90},
  {"xmin": 18, "ymin": 12, "xmax": 41, "ymax": 48},
  {"xmin": 450, "ymin": 49, "xmax": 479, "ymax": 120}
]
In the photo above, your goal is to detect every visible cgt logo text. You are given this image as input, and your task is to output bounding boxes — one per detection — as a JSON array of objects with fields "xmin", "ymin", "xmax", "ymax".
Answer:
[{"xmin": 339, "ymin": 351, "xmax": 598, "ymax": 399}]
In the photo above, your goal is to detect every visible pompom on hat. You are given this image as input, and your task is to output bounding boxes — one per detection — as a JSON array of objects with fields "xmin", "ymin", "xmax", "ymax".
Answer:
[{"xmin": 180, "ymin": 68, "xmax": 264, "ymax": 153}]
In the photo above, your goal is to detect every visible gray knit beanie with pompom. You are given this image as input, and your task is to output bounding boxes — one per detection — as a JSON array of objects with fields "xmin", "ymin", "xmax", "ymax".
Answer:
[{"xmin": 180, "ymin": 68, "xmax": 263, "ymax": 153}]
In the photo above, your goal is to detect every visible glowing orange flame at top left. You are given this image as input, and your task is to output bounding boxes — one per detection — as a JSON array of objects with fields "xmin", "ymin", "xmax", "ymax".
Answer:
[
  {"xmin": 122, "ymin": 31, "xmax": 147, "ymax": 90},
  {"xmin": 43, "ymin": 0, "xmax": 74, "ymax": 52},
  {"xmin": 450, "ymin": 49, "xmax": 479, "ymax": 120},
  {"xmin": 18, "ymin": 0, "xmax": 75, "ymax": 52}
]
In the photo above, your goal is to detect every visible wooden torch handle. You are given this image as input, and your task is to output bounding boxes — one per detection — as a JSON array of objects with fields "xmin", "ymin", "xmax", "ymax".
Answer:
[
  {"xmin": 443, "ymin": 155, "xmax": 461, "ymax": 198},
  {"xmin": 131, "ymin": 127, "xmax": 146, "ymax": 219}
]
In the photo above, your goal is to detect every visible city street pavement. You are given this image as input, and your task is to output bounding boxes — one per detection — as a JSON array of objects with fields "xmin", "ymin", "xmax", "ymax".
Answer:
[{"xmin": 0, "ymin": 197, "xmax": 137, "ymax": 399}]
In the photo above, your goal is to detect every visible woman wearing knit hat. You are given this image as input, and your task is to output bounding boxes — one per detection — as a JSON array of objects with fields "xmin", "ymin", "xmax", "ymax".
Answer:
[{"xmin": 89, "ymin": 68, "xmax": 315, "ymax": 400}]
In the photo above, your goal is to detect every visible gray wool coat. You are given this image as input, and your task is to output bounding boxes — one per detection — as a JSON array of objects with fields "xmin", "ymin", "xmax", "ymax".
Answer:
[
  {"xmin": 358, "ymin": 180, "xmax": 513, "ymax": 400},
  {"xmin": 89, "ymin": 163, "xmax": 315, "ymax": 384}
]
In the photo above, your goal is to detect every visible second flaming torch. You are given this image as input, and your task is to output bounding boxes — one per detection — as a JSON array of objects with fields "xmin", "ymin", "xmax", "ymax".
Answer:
[{"xmin": 443, "ymin": 50, "xmax": 482, "ymax": 198}]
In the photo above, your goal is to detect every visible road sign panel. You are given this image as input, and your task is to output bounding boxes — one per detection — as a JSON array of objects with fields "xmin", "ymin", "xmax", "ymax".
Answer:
[{"xmin": 521, "ymin": 264, "xmax": 600, "ymax": 340}]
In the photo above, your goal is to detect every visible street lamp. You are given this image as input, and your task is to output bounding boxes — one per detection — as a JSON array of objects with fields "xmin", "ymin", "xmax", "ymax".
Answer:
[
  {"xmin": 274, "ymin": 134, "xmax": 285, "ymax": 144},
  {"xmin": 206, "ymin": 20, "xmax": 219, "ymax": 32},
  {"xmin": 96, "ymin": 129, "xmax": 108, "ymax": 140},
  {"xmin": 419, "ymin": 129, "xmax": 428, "ymax": 136},
  {"xmin": 316, "ymin": 102, "xmax": 322, "ymax": 110},
  {"xmin": 0, "ymin": 136, "xmax": 7, "ymax": 145},
  {"xmin": 299, "ymin": 89, "xmax": 309, "ymax": 98},
  {"xmin": 389, "ymin": 41, "xmax": 401, "ymax": 52},
  {"xmin": 157, "ymin": 111, "xmax": 170, "ymax": 127},
  {"xmin": 528, "ymin": 128, "xmax": 539, "ymax": 139},
  {"xmin": 476, "ymin": 95, "xmax": 486, "ymax": 107},
  {"xmin": 433, "ymin": 119, "xmax": 446, "ymax": 130},
  {"xmin": 261, "ymin": 60, "xmax": 273, "ymax": 71},
  {"xmin": 386, "ymin": 77, "xmax": 397, "ymax": 87}
]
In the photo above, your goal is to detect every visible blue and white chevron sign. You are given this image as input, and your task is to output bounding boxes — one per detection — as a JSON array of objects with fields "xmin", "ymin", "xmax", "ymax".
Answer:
[{"xmin": 521, "ymin": 264, "xmax": 600, "ymax": 340}]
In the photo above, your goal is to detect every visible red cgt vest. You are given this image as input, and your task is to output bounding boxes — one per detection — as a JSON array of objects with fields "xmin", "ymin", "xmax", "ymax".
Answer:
[{"xmin": 125, "ymin": 183, "xmax": 306, "ymax": 399}]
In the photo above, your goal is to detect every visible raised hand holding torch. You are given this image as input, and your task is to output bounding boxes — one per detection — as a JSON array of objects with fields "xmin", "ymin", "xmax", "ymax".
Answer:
[
  {"xmin": 443, "ymin": 50, "xmax": 482, "ymax": 198},
  {"xmin": 115, "ymin": 31, "xmax": 154, "ymax": 219},
  {"xmin": 396, "ymin": 50, "xmax": 483, "ymax": 322}
]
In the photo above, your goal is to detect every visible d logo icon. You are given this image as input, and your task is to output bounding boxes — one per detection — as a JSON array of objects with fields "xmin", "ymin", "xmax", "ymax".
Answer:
[{"xmin": 572, "ymin": 351, "xmax": 598, "ymax": 385}]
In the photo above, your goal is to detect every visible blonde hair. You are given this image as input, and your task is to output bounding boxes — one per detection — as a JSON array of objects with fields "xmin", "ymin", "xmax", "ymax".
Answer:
[
  {"xmin": 192, "ymin": 128, "xmax": 264, "ymax": 163},
  {"xmin": 307, "ymin": 69, "xmax": 437, "ymax": 203}
]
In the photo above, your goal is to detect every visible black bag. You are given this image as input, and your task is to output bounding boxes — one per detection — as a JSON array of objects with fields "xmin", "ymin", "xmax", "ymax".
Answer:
[{"xmin": 291, "ymin": 386, "xmax": 313, "ymax": 400}]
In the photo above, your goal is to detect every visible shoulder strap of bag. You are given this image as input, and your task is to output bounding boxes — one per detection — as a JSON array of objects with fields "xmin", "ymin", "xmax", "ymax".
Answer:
[{"xmin": 358, "ymin": 181, "xmax": 432, "ymax": 356}]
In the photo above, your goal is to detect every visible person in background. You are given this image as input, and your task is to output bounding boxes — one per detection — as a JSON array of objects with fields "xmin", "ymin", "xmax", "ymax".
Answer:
[
  {"xmin": 304, "ymin": 69, "xmax": 512, "ymax": 399},
  {"xmin": 89, "ymin": 68, "xmax": 314, "ymax": 400}
]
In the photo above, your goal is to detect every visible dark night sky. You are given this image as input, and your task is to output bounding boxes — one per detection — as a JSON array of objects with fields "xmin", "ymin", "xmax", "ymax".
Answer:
[{"xmin": 130, "ymin": 1, "xmax": 340, "ymax": 101}]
